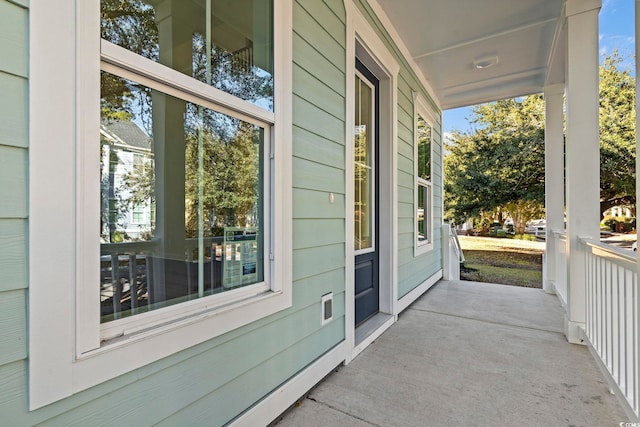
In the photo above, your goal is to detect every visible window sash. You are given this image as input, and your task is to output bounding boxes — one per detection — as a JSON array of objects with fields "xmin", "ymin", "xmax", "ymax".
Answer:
[
  {"xmin": 93, "ymin": 49, "xmax": 274, "ymax": 348},
  {"xmin": 416, "ymin": 180, "xmax": 431, "ymax": 246},
  {"xmin": 354, "ymin": 70, "xmax": 376, "ymax": 255},
  {"xmin": 413, "ymin": 93, "xmax": 435, "ymax": 255}
]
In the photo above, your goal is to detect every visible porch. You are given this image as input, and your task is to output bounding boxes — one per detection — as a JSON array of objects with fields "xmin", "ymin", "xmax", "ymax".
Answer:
[{"xmin": 276, "ymin": 280, "xmax": 627, "ymax": 426}]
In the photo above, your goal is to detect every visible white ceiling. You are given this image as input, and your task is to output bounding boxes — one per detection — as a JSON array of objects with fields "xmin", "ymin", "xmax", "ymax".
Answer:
[{"xmin": 375, "ymin": 0, "xmax": 566, "ymax": 110}]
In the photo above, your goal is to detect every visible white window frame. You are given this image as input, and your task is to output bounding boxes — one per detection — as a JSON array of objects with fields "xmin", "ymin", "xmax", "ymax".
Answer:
[
  {"xmin": 354, "ymin": 69, "xmax": 376, "ymax": 256},
  {"xmin": 413, "ymin": 93, "xmax": 435, "ymax": 255},
  {"xmin": 29, "ymin": 0, "xmax": 292, "ymax": 410}
]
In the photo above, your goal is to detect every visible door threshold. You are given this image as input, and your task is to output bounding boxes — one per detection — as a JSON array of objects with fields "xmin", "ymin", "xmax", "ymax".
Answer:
[{"xmin": 353, "ymin": 312, "xmax": 395, "ymax": 359}]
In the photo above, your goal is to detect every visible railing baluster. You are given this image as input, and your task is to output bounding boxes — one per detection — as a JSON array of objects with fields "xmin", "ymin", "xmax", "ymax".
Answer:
[
  {"xmin": 146, "ymin": 254, "xmax": 153, "ymax": 307},
  {"xmin": 631, "ymin": 275, "xmax": 640, "ymax": 416},
  {"xmin": 579, "ymin": 238, "xmax": 638, "ymax": 417},
  {"xmin": 111, "ymin": 254, "xmax": 121, "ymax": 319},
  {"xmin": 612, "ymin": 261, "xmax": 617, "ymax": 372},
  {"xmin": 129, "ymin": 254, "xmax": 137, "ymax": 312}
]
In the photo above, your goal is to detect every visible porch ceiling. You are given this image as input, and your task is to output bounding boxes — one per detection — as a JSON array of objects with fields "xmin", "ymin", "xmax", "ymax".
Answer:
[{"xmin": 375, "ymin": 0, "xmax": 567, "ymax": 109}]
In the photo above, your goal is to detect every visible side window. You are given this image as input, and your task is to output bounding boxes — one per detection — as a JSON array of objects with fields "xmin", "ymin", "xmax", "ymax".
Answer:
[
  {"xmin": 29, "ymin": 0, "xmax": 292, "ymax": 409},
  {"xmin": 414, "ymin": 96, "xmax": 434, "ymax": 254},
  {"xmin": 98, "ymin": 0, "xmax": 273, "ymax": 332}
]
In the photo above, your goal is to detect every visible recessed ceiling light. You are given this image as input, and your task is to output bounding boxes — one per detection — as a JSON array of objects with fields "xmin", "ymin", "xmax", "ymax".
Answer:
[{"xmin": 474, "ymin": 56, "xmax": 498, "ymax": 69}]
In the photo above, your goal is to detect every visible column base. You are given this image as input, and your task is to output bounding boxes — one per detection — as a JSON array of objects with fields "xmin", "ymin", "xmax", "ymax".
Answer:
[
  {"xmin": 564, "ymin": 316, "xmax": 586, "ymax": 345},
  {"xmin": 543, "ymin": 279, "xmax": 557, "ymax": 295}
]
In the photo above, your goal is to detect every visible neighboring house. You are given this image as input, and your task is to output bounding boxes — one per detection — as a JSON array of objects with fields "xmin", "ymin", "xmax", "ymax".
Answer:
[
  {"xmin": 603, "ymin": 205, "xmax": 634, "ymax": 219},
  {"xmin": 1, "ymin": 0, "xmax": 632, "ymax": 425},
  {"xmin": 100, "ymin": 119, "xmax": 155, "ymax": 241}
]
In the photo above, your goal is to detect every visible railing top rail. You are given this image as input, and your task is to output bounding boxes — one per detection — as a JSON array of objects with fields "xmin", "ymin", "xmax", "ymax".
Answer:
[
  {"xmin": 449, "ymin": 226, "xmax": 465, "ymax": 263},
  {"xmin": 100, "ymin": 240, "xmax": 158, "ymax": 255},
  {"xmin": 579, "ymin": 236, "xmax": 636, "ymax": 271},
  {"xmin": 550, "ymin": 229, "xmax": 566, "ymax": 239}
]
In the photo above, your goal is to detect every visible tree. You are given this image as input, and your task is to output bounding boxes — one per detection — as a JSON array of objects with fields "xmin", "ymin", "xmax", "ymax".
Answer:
[
  {"xmin": 445, "ymin": 52, "xmax": 636, "ymax": 228},
  {"xmin": 100, "ymin": 0, "xmax": 272, "ymax": 242},
  {"xmin": 444, "ymin": 95, "xmax": 546, "ymax": 232},
  {"xmin": 599, "ymin": 51, "xmax": 636, "ymax": 216}
]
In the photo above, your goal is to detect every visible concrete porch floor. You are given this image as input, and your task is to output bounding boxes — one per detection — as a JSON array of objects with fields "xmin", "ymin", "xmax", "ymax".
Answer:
[{"xmin": 275, "ymin": 280, "xmax": 628, "ymax": 426}]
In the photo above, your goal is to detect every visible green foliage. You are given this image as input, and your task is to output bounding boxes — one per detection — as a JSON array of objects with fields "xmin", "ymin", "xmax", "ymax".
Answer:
[
  {"xmin": 445, "ymin": 52, "xmax": 636, "ymax": 222},
  {"xmin": 513, "ymin": 234, "xmax": 537, "ymax": 241},
  {"xmin": 599, "ymin": 51, "xmax": 636, "ymax": 215},
  {"xmin": 601, "ymin": 214, "xmax": 636, "ymax": 233},
  {"xmin": 184, "ymin": 119, "xmax": 261, "ymax": 238},
  {"xmin": 445, "ymin": 95, "xmax": 545, "ymax": 226}
]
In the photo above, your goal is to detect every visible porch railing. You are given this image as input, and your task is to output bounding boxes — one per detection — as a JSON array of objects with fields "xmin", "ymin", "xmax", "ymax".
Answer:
[
  {"xmin": 442, "ymin": 224, "xmax": 464, "ymax": 280},
  {"xmin": 101, "ymin": 236, "xmax": 226, "ymax": 319},
  {"xmin": 580, "ymin": 237, "xmax": 639, "ymax": 417},
  {"xmin": 550, "ymin": 229, "xmax": 567, "ymax": 307}
]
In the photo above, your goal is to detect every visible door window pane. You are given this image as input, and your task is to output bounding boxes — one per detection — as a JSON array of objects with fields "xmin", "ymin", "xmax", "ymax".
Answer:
[
  {"xmin": 100, "ymin": 72, "xmax": 265, "ymax": 322},
  {"xmin": 354, "ymin": 74, "xmax": 374, "ymax": 251},
  {"xmin": 101, "ymin": 0, "xmax": 274, "ymax": 111}
]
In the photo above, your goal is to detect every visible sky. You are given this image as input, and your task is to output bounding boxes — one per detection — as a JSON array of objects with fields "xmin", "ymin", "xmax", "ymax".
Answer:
[{"xmin": 442, "ymin": 0, "xmax": 635, "ymax": 136}]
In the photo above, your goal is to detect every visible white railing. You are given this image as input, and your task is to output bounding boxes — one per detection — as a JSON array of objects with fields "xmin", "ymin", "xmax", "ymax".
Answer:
[
  {"xmin": 442, "ymin": 224, "xmax": 464, "ymax": 280},
  {"xmin": 450, "ymin": 226, "xmax": 465, "ymax": 265},
  {"xmin": 550, "ymin": 230, "xmax": 567, "ymax": 307},
  {"xmin": 581, "ymin": 237, "xmax": 639, "ymax": 417}
]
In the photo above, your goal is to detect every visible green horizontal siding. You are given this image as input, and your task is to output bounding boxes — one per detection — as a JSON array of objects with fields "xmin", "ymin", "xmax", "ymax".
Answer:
[
  {"xmin": 293, "ymin": 95, "xmax": 345, "ymax": 144},
  {"xmin": 294, "ymin": 219, "xmax": 345, "ymax": 250},
  {"xmin": 0, "ymin": 1, "xmax": 27, "ymax": 78},
  {"xmin": 293, "ymin": 188, "xmax": 346, "ymax": 218},
  {"xmin": 293, "ymin": 2, "xmax": 344, "ymax": 69},
  {"xmin": 0, "ymin": 290, "xmax": 26, "ymax": 366},
  {"xmin": 0, "ymin": 73, "xmax": 28, "ymax": 149},
  {"xmin": 0, "ymin": 219, "xmax": 27, "ymax": 291},
  {"xmin": 0, "ymin": 145, "xmax": 27, "ymax": 218},
  {"xmin": 293, "ymin": 243, "xmax": 345, "ymax": 282},
  {"xmin": 293, "ymin": 125, "xmax": 345, "ymax": 169}
]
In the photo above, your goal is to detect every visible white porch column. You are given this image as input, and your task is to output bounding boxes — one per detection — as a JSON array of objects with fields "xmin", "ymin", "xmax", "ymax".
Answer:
[
  {"xmin": 564, "ymin": 0, "xmax": 601, "ymax": 344},
  {"xmin": 544, "ymin": 84, "xmax": 565, "ymax": 295}
]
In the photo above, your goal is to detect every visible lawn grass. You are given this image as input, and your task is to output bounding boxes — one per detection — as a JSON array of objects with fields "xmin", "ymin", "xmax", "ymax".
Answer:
[{"xmin": 458, "ymin": 236, "xmax": 544, "ymax": 288}]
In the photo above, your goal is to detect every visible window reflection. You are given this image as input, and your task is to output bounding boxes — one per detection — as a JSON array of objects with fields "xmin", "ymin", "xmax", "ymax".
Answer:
[
  {"xmin": 100, "ymin": 72, "xmax": 264, "ymax": 322},
  {"xmin": 417, "ymin": 115, "xmax": 431, "ymax": 181},
  {"xmin": 101, "ymin": 0, "xmax": 274, "ymax": 110},
  {"xmin": 354, "ymin": 75, "xmax": 373, "ymax": 251}
]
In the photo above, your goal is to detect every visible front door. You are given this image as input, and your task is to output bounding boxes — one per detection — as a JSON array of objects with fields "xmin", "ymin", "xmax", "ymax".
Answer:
[{"xmin": 354, "ymin": 59, "xmax": 379, "ymax": 327}]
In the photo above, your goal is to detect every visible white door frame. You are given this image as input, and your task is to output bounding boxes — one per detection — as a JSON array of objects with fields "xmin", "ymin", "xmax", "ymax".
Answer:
[{"xmin": 345, "ymin": 0, "xmax": 399, "ymax": 363}]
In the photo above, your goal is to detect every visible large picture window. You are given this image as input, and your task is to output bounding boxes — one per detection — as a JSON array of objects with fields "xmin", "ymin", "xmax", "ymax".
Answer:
[
  {"xmin": 29, "ymin": 0, "xmax": 292, "ymax": 409},
  {"xmin": 98, "ymin": 0, "xmax": 273, "ymax": 334},
  {"xmin": 100, "ymin": 72, "xmax": 266, "ymax": 323},
  {"xmin": 414, "ymin": 94, "xmax": 434, "ymax": 254}
]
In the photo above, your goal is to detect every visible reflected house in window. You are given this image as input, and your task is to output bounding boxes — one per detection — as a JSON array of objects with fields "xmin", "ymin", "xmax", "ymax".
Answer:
[{"xmin": 100, "ymin": 118, "xmax": 154, "ymax": 243}]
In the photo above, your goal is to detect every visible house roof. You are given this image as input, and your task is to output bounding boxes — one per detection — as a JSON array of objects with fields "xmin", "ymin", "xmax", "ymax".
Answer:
[
  {"xmin": 374, "ymin": 0, "xmax": 567, "ymax": 109},
  {"xmin": 100, "ymin": 119, "xmax": 153, "ymax": 153}
]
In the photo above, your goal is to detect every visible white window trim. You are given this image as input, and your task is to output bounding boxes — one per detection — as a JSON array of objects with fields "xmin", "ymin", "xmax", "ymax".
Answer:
[
  {"xmin": 353, "ymin": 68, "xmax": 377, "ymax": 257},
  {"xmin": 345, "ymin": 0, "xmax": 400, "ymax": 362},
  {"xmin": 413, "ymin": 92, "xmax": 435, "ymax": 256},
  {"xmin": 29, "ymin": 0, "xmax": 292, "ymax": 410}
]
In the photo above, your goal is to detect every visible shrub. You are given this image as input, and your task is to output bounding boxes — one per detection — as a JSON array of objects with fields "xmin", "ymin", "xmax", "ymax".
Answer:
[
  {"xmin": 514, "ymin": 234, "xmax": 537, "ymax": 241},
  {"xmin": 601, "ymin": 215, "xmax": 636, "ymax": 233}
]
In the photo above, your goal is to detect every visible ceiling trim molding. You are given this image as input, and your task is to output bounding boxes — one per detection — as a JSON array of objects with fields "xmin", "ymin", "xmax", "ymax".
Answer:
[
  {"xmin": 413, "ymin": 17, "xmax": 558, "ymax": 60},
  {"xmin": 566, "ymin": 0, "xmax": 601, "ymax": 17},
  {"xmin": 544, "ymin": 2, "xmax": 567, "ymax": 86},
  {"xmin": 441, "ymin": 67, "xmax": 546, "ymax": 93}
]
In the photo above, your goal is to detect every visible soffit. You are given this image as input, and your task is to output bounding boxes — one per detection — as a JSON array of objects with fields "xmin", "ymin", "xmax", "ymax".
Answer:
[{"xmin": 375, "ymin": 0, "xmax": 566, "ymax": 109}]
